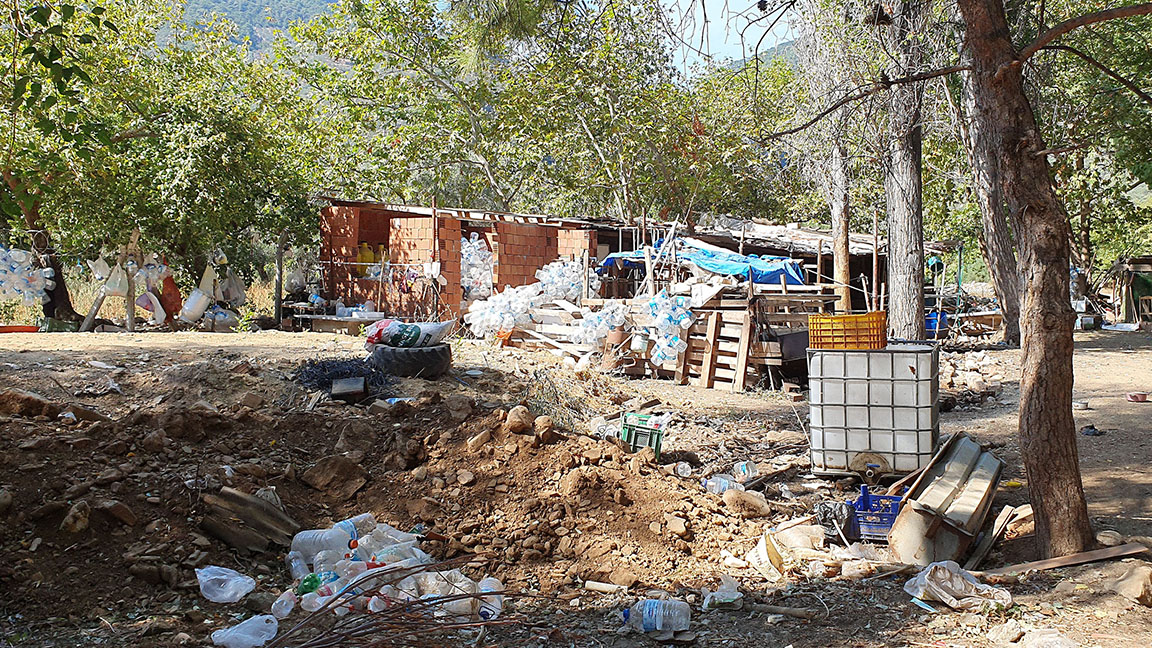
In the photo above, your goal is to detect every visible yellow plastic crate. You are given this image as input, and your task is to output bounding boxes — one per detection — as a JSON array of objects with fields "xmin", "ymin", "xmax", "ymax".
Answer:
[{"xmin": 808, "ymin": 312, "xmax": 887, "ymax": 350}]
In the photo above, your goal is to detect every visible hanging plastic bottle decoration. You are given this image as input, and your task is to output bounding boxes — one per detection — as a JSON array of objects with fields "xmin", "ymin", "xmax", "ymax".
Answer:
[{"xmin": 0, "ymin": 246, "xmax": 55, "ymax": 306}]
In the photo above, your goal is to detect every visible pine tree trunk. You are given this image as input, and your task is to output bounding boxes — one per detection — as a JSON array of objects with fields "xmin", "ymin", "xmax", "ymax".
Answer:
[
  {"xmin": 830, "ymin": 142, "xmax": 852, "ymax": 312},
  {"xmin": 958, "ymin": 0, "xmax": 1093, "ymax": 558},
  {"xmin": 960, "ymin": 67, "xmax": 1022, "ymax": 345},
  {"xmin": 885, "ymin": 1, "xmax": 927, "ymax": 340}
]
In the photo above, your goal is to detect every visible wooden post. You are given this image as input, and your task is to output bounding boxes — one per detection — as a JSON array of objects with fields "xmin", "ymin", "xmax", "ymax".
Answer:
[
  {"xmin": 872, "ymin": 209, "xmax": 880, "ymax": 314},
  {"xmin": 699, "ymin": 311, "xmax": 721, "ymax": 389},
  {"xmin": 274, "ymin": 228, "xmax": 289, "ymax": 324},
  {"xmin": 733, "ymin": 311, "xmax": 754, "ymax": 392},
  {"xmin": 643, "ymin": 247, "xmax": 655, "ymax": 298}
]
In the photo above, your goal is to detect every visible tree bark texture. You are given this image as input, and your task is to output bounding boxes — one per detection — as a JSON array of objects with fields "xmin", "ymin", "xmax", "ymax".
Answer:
[
  {"xmin": 884, "ymin": 0, "xmax": 927, "ymax": 340},
  {"xmin": 830, "ymin": 142, "xmax": 852, "ymax": 312},
  {"xmin": 961, "ymin": 66, "xmax": 1023, "ymax": 345},
  {"xmin": 958, "ymin": 0, "xmax": 1093, "ymax": 557}
]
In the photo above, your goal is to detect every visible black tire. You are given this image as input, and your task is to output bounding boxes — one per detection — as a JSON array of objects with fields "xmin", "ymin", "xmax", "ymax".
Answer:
[{"xmin": 369, "ymin": 344, "xmax": 452, "ymax": 378}]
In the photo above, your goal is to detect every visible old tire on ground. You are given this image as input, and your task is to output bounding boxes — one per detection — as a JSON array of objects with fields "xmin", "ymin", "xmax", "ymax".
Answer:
[{"xmin": 369, "ymin": 344, "xmax": 452, "ymax": 378}]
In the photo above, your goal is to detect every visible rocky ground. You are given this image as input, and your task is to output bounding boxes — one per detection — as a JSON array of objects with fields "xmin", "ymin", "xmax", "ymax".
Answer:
[{"xmin": 1, "ymin": 330, "xmax": 1151, "ymax": 647}]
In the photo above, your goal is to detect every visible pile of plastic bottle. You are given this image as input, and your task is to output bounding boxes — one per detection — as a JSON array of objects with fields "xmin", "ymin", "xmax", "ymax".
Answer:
[
  {"xmin": 646, "ymin": 290, "xmax": 694, "ymax": 364},
  {"xmin": 569, "ymin": 299, "xmax": 629, "ymax": 344},
  {"xmin": 463, "ymin": 258, "xmax": 600, "ymax": 338},
  {"xmin": 461, "ymin": 233, "xmax": 494, "ymax": 300},
  {"xmin": 270, "ymin": 513, "xmax": 504, "ymax": 623},
  {"xmin": 0, "ymin": 246, "xmax": 54, "ymax": 306}
]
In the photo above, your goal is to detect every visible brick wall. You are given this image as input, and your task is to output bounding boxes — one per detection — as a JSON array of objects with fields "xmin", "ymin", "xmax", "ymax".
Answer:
[
  {"xmin": 494, "ymin": 222, "xmax": 557, "ymax": 288},
  {"xmin": 557, "ymin": 228, "xmax": 597, "ymax": 261}
]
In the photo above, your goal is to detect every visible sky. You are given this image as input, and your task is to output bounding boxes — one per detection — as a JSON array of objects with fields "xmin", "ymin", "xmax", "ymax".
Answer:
[{"xmin": 665, "ymin": 0, "xmax": 796, "ymax": 70}]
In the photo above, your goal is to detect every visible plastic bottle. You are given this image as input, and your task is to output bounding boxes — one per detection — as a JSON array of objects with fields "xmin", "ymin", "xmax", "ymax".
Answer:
[
  {"xmin": 312, "ymin": 549, "xmax": 343, "ymax": 573},
  {"xmin": 621, "ymin": 599, "xmax": 691, "ymax": 633},
  {"xmin": 297, "ymin": 570, "xmax": 339, "ymax": 595},
  {"xmin": 271, "ymin": 590, "xmax": 297, "ymax": 619},
  {"xmin": 701, "ymin": 475, "xmax": 744, "ymax": 495},
  {"xmin": 732, "ymin": 461, "xmax": 759, "ymax": 483},
  {"xmin": 291, "ymin": 528, "xmax": 353, "ymax": 562},
  {"xmin": 285, "ymin": 551, "xmax": 309, "ymax": 582},
  {"xmin": 476, "ymin": 577, "xmax": 504, "ymax": 620},
  {"xmin": 300, "ymin": 591, "xmax": 329, "ymax": 612}
]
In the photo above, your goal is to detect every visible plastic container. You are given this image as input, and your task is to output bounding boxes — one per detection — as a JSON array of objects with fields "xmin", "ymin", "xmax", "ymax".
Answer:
[
  {"xmin": 808, "ymin": 312, "xmax": 887, "ymax": 350},
  {"xmin": 179, "ymin": 288, "xmax": 212, "ymax": 323},
  {"xmin": 731, "ymin": 461, "xmax": 759, "ymax": 483},
  {"xmin": 271, "ymin": 590, "xmax": 297, "ymax": 619},
  {"xmin": 619, "ymin": 413, "xmax": 665, "ymax": 459},
  {"xmin": 701, "ymin": 474, "xmax": 744, "ymax": 495},
  {"xmin": 925, "ymin": 312, "xmax": 950, "ymax": 339},
  {"xmin": 808, "ymin": 345, "xmax": 939, "ymax": 477},
  {"xmin": 477, "ymin": 577, "xmax": 504, "ymax": 620},
  {"xmin": 622, "ymin": 599, "xmax": 691, "ymax": 633},
  {"xmin": 291, "ymin": 528, "xmax": 353, "ymax": 563},
  {"xmin": 285, "ymin": 551, "xmax": 310, "ymax": 582}
]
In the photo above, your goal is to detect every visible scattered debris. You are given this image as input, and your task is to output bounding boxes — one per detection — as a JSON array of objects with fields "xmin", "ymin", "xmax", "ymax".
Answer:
[{"xmin": 904, "ymin": 561, "xmax": 1012, "ymax": 611}]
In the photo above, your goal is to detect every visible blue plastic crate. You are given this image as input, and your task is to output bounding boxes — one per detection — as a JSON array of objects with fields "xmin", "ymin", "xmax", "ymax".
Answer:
[{"xmin": 850, "ymin": 485, "xmax": 904, "ymax": 542}]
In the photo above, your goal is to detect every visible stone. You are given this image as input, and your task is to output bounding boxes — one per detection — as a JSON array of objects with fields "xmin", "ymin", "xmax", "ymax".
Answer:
[
  {"xmin": 302, "ymin": 455, "xmax": 368, "ymax": 501},
  {"xmin": 988, "ymin": 619, "xmax": 1025, "ymax": 644},
  {"xmin": 191, "ymin": 400, "xmax": 218, "ymax": 413},
  {"xmin": 1108, "ymin": 564, "xmax": 1152, "ymax": 606},
  {"xmin": 722, "ymin": 489, "xmax": 774, "ymax": 518},
  {"xmin": 609, "ymin": 568, "xmax": 638, "ymax": 588},
  {"xmin": 334, "ymin": 421, "xmax": 376, "ymax": 454},
  {"xmin": 63, "ymin": 404, "xmax": 110, "ymax": 422},
  {"xmin": 1096, "ymin": 530, "xmax": 1124, "ymax": 547},
  {"xmin": 239, "ymin": 392, "xmax": 264, "ymax": 409},
  {"xmin": 139, "ymin": 430, "xmax": 167, "ymax": 453},
  {"xmin": 411, "ymin": 465, "xmax": 428, "ymax": 481},
  {"xmin": 444, "ymin": 395, "xmax": 474, "ymax": 424},
  {"xmin": 582, "ymin": 447, "xmax": 604, "ymax": 464},
  {"xmin": 0, "ymin": 389, "xmax": 60, "ymax": 418},
  {"xmin": 467, "ymin": 429, "xmax": 492, "ymax": 453},
  {"xmin": 634, "ymin": 446, "xmax": 657, "ymax": 465},
  {"xmin": 613, "ymin": 488, "xmax": 632, "ymax": 506},
  {"xmin": 244, "ymin": 591, "xmax": 278, "ymax": 614},
  {"xmin": 664, "ymin": 515, "xmax": 689, "ymax": 538},
  {"xmin": 0, "ymin": 489, "xmax": 11, "ymax": 515},
  {"xmin": 649, "ymin": 521, "xmax": 662, "ymax": 535},
  {"xmin": 60, "ymin": 500, "xmax": 91, "ymax": 533},
  {"xmin": 174, "ymin": 632, "xmax": 193, "ymax": 644},
  {"xmin": 95, "ymin": 500, "xmax": 138, "ymax": 526},
  {"xmin": 457, "ymin": 470, "xmax": 476, "ymax": 487},
  {"xmin": 503, "ymin": 405, "xmax": 534, "ymax": 435},
  {"xmin": 1020, "ymin": 630, "xmax": 1076, "ymax": 648},
  {"xmin": 128, "ymin": 563, "xmax": 163, "ymax": 584},
  {"xmin": 533, "ymin": 415, "xmax": 556, "ymax": 442}
]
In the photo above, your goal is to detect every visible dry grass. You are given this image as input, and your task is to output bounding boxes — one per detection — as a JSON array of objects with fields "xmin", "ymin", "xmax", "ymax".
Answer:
[{"xmin": 0, "ymin": 273, "xmax": 277, "ymax": 327}]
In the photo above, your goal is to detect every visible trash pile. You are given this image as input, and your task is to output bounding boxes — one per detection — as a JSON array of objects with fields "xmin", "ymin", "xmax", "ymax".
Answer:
[
  {"xmin": 939, "ymin": 350, "xmax": 1004, "ymax": 393},
  {"xmin": 460, "ymin": 233, "xmax": 494, "ymax": 300},
  {"xmin": 0, "ymin": 246, "xmax": 55, "ymax": 305},
  {"xmin": 646, "ymin": 290, "xmax": 694, "ymax": 364},
  {"xmin": 199, "ymin": 513, "xmax": 509, "ymax": 648},
  {"xmin": 463, "ymin": 258, "xmax": 600, "ymax": 338}
]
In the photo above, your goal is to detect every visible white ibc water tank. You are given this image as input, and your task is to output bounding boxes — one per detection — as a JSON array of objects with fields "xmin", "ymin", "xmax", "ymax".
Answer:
[{"xmin": 808, "ymin": 344, "xmax": 939, "ymax": 477}]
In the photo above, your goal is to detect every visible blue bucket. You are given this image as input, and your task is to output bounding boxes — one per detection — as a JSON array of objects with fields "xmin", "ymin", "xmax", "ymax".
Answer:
[{"xmin": 926, "ymin": 312, "xmax": 949, "ymax": 339}]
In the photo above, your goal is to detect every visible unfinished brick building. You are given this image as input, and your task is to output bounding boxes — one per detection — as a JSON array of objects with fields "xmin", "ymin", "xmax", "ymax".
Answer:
[{"xmin": 318, "ymin": 199, "xmax": 625, "ymax": 318}]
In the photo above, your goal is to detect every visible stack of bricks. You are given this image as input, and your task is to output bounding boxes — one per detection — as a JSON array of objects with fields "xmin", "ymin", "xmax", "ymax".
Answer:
[
  {"xmin": 320, "ymin": 206, "xmax": 360, "ymax": 302},
  {"xmin": 436, "ymin": 216, "xmax": 463, "ymax": 317},
  {"xmin": 494, "ymin": 222, "xmax": 558, "ymax": 287},
  {"xmin": 557, "ymin": 228, "xmax": 597, "ymax": 261}
]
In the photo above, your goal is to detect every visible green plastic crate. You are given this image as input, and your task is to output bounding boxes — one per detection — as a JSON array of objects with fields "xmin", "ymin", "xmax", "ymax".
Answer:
[{"xmin": 619, "ymin": 413, "xmax": 664, "ymax": 460}]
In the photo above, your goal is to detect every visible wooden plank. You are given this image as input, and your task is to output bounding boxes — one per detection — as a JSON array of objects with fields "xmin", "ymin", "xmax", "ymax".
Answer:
[
  {"xmin": 964, "ymin": 506, "xmax": 1016, "ymax": 571},
  {"xmin": 674, "ymin": 334, "xmax": 691, "ymax": 385},
  {"xmin": 983, "ymin": 543, "xmax": 1148, "ymax": 576},
  {"xmin": 698, "ymin": 312, "xmax": 722, "ymax": 389},
  {"xmin": 733, "ymin": 311, "xmax": 754, "ymax": 391}
]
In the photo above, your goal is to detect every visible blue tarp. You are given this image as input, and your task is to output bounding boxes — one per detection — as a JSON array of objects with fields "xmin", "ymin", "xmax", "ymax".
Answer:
[{"xmin": 600, "ymin": 238, "xmax": 806, "ymax": 286}]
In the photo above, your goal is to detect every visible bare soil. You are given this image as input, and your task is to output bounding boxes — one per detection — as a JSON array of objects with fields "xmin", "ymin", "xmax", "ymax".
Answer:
[{"xmin": 0, "ymin": 329, "xmax": 1150, "ymax": 647}]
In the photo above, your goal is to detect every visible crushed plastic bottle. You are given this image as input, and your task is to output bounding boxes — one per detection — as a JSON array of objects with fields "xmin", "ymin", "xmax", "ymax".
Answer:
[
  {"xmin": 270, "ymin": 590, "xmax": 297, "ymax": 619},
  {"xmin": 210, "ymin": 614, "xmax": 278, "ymax": 648},
  {"xmin": 333, "ymin": 513, "xmax": 377, "ymax": 540},
  {"xmin": 285, "ymin": 551, "xmax": 309, "ymax": 582},
  {"xmin": 196, "ymin": 566, "xmax": 256, "ymax": 604},
  {"xmin": 291, "ymin": 528, "xmax": 353, "ymax": 563},
  {"xmin": 477, "ymin": 577, "xmax": 504, "ymax": 620},
  {"xmin": 732, "ymin": 461, "xmax": 759, "ymax": 483},
  {"xmin": 701, "ymin": 474, "xmax": 745, "ymax": 495},
  {"xmin": 621, "ymin": 599, "xmax": 691, "ymax": 633}
]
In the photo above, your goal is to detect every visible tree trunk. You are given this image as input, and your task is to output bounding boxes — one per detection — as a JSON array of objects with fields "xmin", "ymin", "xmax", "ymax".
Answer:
[
  {"xmin": 24, "ymin": 207, "xmax": 79, "ymax": 321},
  {"xmin": 884, "ymin": 1, "xmax": 927, "ymax": 340},
  {"xmin": 961, "ymin": 67, "xmax": 1023, "ymax": 345},
  {"xmin": 830, "ymin": 142, "xmax": 852, "ymax": 312},
  {"xmin": 958, "ymin": 0, "xmax": 1093, "ymax": 557}
]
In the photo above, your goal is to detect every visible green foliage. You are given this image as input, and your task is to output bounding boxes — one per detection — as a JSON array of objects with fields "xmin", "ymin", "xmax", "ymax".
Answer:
[{"xmin": 183, "ymin": 0, "xmax": 332, "ymax": 47}]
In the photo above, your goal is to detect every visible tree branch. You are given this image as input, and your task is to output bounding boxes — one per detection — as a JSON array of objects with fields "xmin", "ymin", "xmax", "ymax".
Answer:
[
  {"xmin": 1015, "ymin": 3, "xmax": 1152, "ymax": 62},
  {"xmin": 1041, "ymin": 44, "xmax": 1152, "ymax": 107},
  {"xmin": 761, "ymin": 64, "xmax": 969, "ymax": 139}
]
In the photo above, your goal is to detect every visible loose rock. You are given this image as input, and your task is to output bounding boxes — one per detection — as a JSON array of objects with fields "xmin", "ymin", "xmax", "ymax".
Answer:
[
  {"xmin": 60, "ymin": 500, "xmax": 91, "ymax": 533},
  {"xmin": 302, "ymin": 455, "xmax": 368, "ymax": 501},
  {"xmin": 1109, "ymin": 564, "xmax": 1152, "ymax": 606},
  {"xmin": 722, "ymin": 489, "xmax": 774, "ymax": 518},
  {"xmin": 988, "ymin": 619, "xmax": 1025, "ymax": 644},
  {"xmin": 503, "ymin": 405, "xmax": 534, "ymax": 435}
]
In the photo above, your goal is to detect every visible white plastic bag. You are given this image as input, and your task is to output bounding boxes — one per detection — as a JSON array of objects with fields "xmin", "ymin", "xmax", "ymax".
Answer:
[
  {"xmin": 211, "ymin": 614, "xmax": 278, "ymax": 648},
  {"xmin": 904, "ymin": 561, "xmax": 1012, "ymax": 611},
  {"xmin": 364, "ymin": 319, "xmax": 455, "ymax": 350},
  {"xmin": 104, "ymin": 264, "xmax": 129, "ymax": 298},
  {"xmin": 197, "ymin": 565, "xmax": 256, "ymax": 603}
]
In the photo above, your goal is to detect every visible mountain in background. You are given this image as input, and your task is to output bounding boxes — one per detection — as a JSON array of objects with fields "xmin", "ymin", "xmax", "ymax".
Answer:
[{"xmin": 183, "ymin": 0, "xmax": 333, "ymax": 47}]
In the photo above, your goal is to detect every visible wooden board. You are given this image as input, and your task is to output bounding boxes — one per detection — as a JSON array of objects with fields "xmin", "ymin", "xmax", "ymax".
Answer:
[
  {"xmin": 733, "ymin": 311, "xmax": 754, "ymax": 391},
  {"xmin": 964, "ymin": 505, "xmax": 1016, "ymax": 571},
  {"xmin": 697, "ymin": 312, "xmax": 722, "ymax": 389},
  {"xmin": 983, "ymin": 543, "xmax": 1148, "ymax": 576}
]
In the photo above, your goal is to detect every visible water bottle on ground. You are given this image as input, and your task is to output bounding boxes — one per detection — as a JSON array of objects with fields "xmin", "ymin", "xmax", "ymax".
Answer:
[
  {"xmin": 285, "ymin": 551, "xmax": 309, "ymax": 582},
  {"xmin": 732, "ymin": 461, "xmax": 759, "ymax": 483},
  {"xmin": 271, "ymin": 590, "xmax": 297, "ymax": 619},
  {"xmin": 701, "ymin": 474, "xmax": 744, "ymax": 495},
  {"xmin": 333, "ymin": 513, "xmax": 377, "ymax": 540},
  {"xmin": 291, "ymin": 528, "xmax": 353, "ymax": 563},
  {"xmin": 622, "ymin": 599, "xmax": 691, "ymax": 633},
  {"xmin": 477, "ymin": 577, "xmax": 504, "ymax": 620}
]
